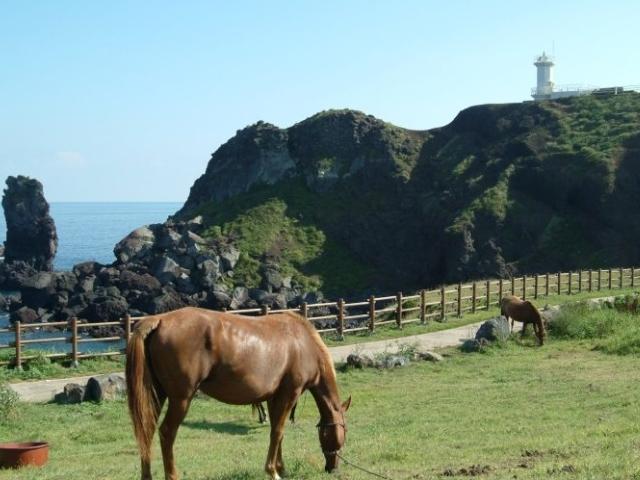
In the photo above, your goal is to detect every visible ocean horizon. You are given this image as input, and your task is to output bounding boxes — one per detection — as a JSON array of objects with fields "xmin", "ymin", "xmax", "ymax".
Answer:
[{"xmin": 0, "ymin": 202, "xmax": 182, "ymax": 271}]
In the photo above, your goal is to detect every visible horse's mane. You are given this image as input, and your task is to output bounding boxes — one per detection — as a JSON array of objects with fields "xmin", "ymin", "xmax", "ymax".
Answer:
[{"xmin": 282, "ymin": 311, "xmax": 336, "ymax": 379}]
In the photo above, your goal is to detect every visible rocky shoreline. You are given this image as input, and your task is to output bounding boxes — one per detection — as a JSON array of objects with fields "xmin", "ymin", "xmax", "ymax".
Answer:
[
  {"xmin": 0, "ymin": 176, "xmax": 327, "ymax": 336},
  {"xmin": 0, "ymin": 217, "xmax": 327, "ymax": 335}
]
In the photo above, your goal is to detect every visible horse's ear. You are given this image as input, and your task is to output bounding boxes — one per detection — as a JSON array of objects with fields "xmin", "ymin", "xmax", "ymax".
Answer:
[{"xmin": 342, "ymin": 396, "xmax": 352, "ymax": 412}]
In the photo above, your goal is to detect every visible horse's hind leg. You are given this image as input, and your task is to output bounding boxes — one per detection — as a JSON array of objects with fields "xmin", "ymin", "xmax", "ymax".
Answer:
[
  {"xmin": 142, "ymin": 389, "xmax": 166, "ymax": 480},
  {"xmin": 159, "ymin": 397, "xmax": 191, "ymax": 480}
]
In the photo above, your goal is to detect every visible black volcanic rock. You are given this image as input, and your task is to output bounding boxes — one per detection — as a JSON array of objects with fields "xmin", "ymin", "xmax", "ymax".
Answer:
[{"xmin": 2, "ymin": 176, "xmax": 58, "ymax": 271}]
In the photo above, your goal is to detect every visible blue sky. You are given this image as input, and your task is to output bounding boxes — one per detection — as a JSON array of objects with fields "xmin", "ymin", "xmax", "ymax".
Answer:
[{"xmin": 1, "ymin": 1, "xmax": 638, "ymax": 202}]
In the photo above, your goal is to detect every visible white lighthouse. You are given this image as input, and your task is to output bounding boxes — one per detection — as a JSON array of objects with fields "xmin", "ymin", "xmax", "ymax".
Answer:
[{"xmin": 532, "ymin": 52, "xmax": 555, "ymax": 100}]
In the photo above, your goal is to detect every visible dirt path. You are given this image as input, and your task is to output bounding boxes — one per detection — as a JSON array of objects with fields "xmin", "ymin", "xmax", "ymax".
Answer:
[{"xmin": 9, "ymin": 321, "xmax": 484, "ymax": 402}]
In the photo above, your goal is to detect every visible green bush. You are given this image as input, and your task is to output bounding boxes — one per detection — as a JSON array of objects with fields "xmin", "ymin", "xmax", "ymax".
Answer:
[{"xmin": 0, "ymin": 382, "xmax": 20, "ymax": 422}]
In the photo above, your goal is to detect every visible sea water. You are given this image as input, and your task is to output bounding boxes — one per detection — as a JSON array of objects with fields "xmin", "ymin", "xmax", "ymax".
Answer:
[{"xmin": 0, "ymin": 202, "xmax": 181, "ymax": 352}]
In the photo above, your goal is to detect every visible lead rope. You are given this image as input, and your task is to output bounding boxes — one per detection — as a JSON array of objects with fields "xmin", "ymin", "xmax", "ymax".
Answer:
[{"xmin": 336, "ymin": 452, "xmax": 396, "ymax": 480}]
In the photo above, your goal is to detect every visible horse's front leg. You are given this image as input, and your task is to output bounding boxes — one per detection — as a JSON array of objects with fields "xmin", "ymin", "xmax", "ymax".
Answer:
[
  {"xmin": 160, "ymin": 397, "xmax": 191, "ymax": 480},
  {"xmin": 265, "ymin": 390, "xmax": 300, "ymax": 479},
  {"xmin": 521, "ymin": 322, "xmax": 528, "ymax": 337}
]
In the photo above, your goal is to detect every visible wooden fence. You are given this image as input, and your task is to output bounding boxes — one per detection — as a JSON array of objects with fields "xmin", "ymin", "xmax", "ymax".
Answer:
[{"xmin": 1, "ymin": 266, "xmax": 638, "ymax": 369}]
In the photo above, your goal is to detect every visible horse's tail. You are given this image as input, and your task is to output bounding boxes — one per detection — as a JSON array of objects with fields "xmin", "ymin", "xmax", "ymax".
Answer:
[
  {"xmin": 524, "ymin": 301, "xmax": 545, "ymax": 345},
  {"xmin": 126, "ymin": 316, "xmax": 162, "ymax": 464}
]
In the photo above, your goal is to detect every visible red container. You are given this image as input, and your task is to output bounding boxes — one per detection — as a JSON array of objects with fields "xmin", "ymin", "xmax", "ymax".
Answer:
[{"xmin": 0, "ymin": 442, "xmax": 49, "ymax": 468}]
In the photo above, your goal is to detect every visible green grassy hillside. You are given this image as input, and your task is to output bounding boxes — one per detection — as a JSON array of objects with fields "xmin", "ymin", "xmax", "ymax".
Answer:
[{"xmin": 178, "ymin": 94, "xmax": 640, "ymax": 295}]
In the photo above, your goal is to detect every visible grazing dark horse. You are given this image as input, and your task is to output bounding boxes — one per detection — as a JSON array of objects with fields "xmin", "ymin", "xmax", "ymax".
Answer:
[
  {"xmin": 500, "ymin": 295, "xmax": 545, "ymax": 345},
  {"xmin": 126, "ymin": 307, "xmax": 351, "ymax": 480}
]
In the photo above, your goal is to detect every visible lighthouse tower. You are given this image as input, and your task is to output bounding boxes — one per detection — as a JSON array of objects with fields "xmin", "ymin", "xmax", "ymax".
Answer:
[{"xmin": 532, "ymin": 52, "xmax": 554, "ymax": 100}]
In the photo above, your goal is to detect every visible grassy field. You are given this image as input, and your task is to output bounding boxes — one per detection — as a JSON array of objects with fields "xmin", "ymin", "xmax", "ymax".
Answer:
[{"xmin": 2, "ymin": 305, "xmax": 640, "ymax": 479}]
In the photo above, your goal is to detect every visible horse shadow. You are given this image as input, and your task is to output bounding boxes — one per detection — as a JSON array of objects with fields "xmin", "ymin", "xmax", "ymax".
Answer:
[{"xmin": 182, "ymin": 420, "xmax": 262, "ymax": 436}]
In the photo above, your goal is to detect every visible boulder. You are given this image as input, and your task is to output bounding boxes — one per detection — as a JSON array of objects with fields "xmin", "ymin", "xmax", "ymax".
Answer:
[
  {"xmin": 2, "ymin": 176, "xmax": 58, "ymax": 271},
  {"xmin": 10, "ymin": 306, "xmax": 39, "ymax": 324},
  {"xmin": 540, "ymin": 305, "xmax": 562, "ymax": 324},
  {"xmin": 195, "ymin": 257, "xmax": 220, "ymax": 288},
  {"xmin": 146, "ymin": 288, "xmax": 186, "ymax": 314},
  {"xmin": 346, "ymin": 353, "xmax": 375, "ymax": 369},
  {"xmin": 418, "ymin": 351, "xmax": 444, "ymax": 362},
  {"xmin": 113, "ymin": 226, "xmax": 155, "ymax": 263},
  {"xmin": 208, "ymin": 290, "xmax": 232, "ymax": 309},
  {"xmin": 19, "ymin": 272, "xmax": 57, "ymax": 309},
  {"xmin": 380, "ymin": 355, "xmax": 409, "ymax": 369},
  {"xmin": 84, "ymin": 295, "xmax": 128, "ymax": 322},
  {"xmin": 154, "ymin": 225, "xmax": 182, "ymax": 250},
  {"xmin": 230, "ymin": 287, "xmax": 250, "ymax": 310},
  {"xmin": 0, "ymin": 260, "xmax": 37, "ymax": 289},
  {"xmin": 475, "ymin": 316, "xmax": 510, "ymax": 342},
  {"xmin": 460, "ymin": 338, "xmax": 491, "ymax": 353},
  {"xmin": 152, "ymin": 256, "xmax": 181, "ymax": 285},
  {"xmin": 175, "ymin": 273, "xmax": 197, "ymax": 294},
  {"xmin": 261, "ymin": 265, "xmax": 283, "ymax": 292},
  {"xmin": 54, "ymin": 272, "xmax": 78, "ymax": 292},
  {"xmin": 220, "ymin": 246, "xmax": 240, "ymax": 271},
  {"xmin": 118, "ymin": 270, "xmax": 161, "ymax": 294},
  {"xmin": 54, "ymin": 383, "xmax": 85, "ymax": 404},
  {"xmin": 72, "ymin": 261, "xmax": 103, "ymax": 278},
  {"xmin": 85, "ymin": 374, "xmax": 126, "ymax": 402},
  {"xmin": 77, "ymin": 275, "xmax": 96, "ymax": 294},
  {"xmin": 97, "ymin": 267, "xmax": 121, "ymax": 286},
  {"xmin": 0, "ymin": 293, "xmax": 6, "ymax": 311}
]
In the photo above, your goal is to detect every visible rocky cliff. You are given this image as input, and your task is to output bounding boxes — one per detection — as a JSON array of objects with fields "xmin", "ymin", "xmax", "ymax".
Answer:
[{"xmin": 177, "ymin": 94, "xmax": 640, "ymax": 294}]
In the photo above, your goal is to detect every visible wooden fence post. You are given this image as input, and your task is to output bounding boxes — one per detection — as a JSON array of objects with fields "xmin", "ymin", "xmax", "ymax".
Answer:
[
  {"xmin": 568, "ymin": 272, "xmax": 572, "ymax": 295},
  {"xmin": 440, "ymin": 286, "xmax": 446, "ymax": 322},
  {"xmin": 486, "ymin": 280, "xmax": 491, "ymax": 310},
  {"xmin": 545, "ymin": 273, "xmax": 550, "ymax": 297},
  {"xmin": 457, "ymin": 283, "xmax": 462, "ymax": 317},
  {"xmin": 619, "ymin": 267, "xmax": 624, "ymax": 289},
  {"xmin": 498, "ymin": 278, "xmax": 503, "ymax": 302},
  {"xmin": 632, "ymin": 267, "xmax": 636, "ymax": 288},
  {"xmin": 522, "ymin": 276, "xmax": 527, "ymax": 300},
  {"xmin": 588, "ymin": 270, "xmax": 593, "ymax": 291},
  {"xmin": 337, "ymin": 298, "xmax": 345, "ymax": 339},
  {"xmin": 124, "ymin": 314, "xmax": 132, "ymax": 343},
  {"xmin": 534, "ymin": 275, "xmax": 539, "ymax": 299},
  {"xmin": 71, "ymin": 316, "xmax": 79, "ymax": 368},
  {"xmin": 471, "ymin": 282, "xmax": 477, "ymax": 313},
  {"xmin": 368, "ymin": 296, "xmax": 375, "ymax": 332},
  {"xmin": 261, "ymin": 304, "xmax": 269, "ymax": 316},
  {"xmin": 14, "ymin": 321, "xmax": 22, "ymax": 371},
  {"xmin": 557, "ymin": 272, "xmax": 562, "ymax": 295},
  {"xmin": 511, "ymin": 277, "xmax": 515, "ymax": 296},
  {"xmin": 598, "ymin": 269, "xmax": 602, "ymax": 291},
  {"xmin": 300, "ymin": 302, "xmax": 308, "ymax": 320},
  {"xmin": 578, "ymin": 271, "xmax": 582, "ymax": 293},
  {"xmin": 420, "ymin": 290, "xmax": 426, "ymax": 324},
  {"xmin": 608, "ymin": 268, "xmax": 612, "ymax": 290},
  {"xmin": 396, "ymin": 292, "xmax": 403, "ymax": 329}
]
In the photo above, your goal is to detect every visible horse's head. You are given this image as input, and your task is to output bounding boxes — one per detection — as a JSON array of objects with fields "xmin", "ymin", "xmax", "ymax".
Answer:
[{"xmin": 319, "ymin": 396, "xmax": 351, "ymax": 472}]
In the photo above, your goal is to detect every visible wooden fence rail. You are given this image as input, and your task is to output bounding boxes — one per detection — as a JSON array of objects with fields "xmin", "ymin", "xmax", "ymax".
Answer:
[{"xmin": 1, "ymin": 266, "xmax": 639, "ymax": 369}]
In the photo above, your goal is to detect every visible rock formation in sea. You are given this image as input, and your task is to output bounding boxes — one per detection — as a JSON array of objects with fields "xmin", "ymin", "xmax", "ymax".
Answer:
[{"xmin": 2, "ymin": 176, "xmax": 58, "ymax": 271}]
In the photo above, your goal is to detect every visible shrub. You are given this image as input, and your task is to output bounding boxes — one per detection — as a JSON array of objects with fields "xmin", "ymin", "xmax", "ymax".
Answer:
[{"xmin": 0, "ymin": 382, "xmax": 20, "ymax": 421}]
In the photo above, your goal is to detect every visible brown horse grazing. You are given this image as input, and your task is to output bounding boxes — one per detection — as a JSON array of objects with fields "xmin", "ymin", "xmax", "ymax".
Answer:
[
  {"xmin": 126, "ymin": 307, "xmax": 351, "ymax": 480},
  {"xmin": 500, "ymin": 295, "xmax": 545, "ymax": 345}
]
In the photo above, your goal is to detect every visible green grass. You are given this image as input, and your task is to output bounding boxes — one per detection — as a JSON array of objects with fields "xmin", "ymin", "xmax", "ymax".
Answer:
[
  {"xmin": 3, "ymin": 332, "xmax": 640, "ymax": 478},
  {"xmin": 0, "ymin": 352, "xmax": 123, "ymax": 383},
  {"xmin": 548, "ymin": 296, "xmax": 640, "ymax": 356}
]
